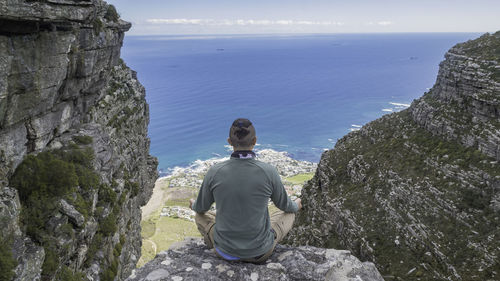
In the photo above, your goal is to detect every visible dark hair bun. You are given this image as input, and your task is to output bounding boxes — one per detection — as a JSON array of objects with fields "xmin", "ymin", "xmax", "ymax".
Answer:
[{"xmin": 234, "ymin": 127, "xmax": 250, "ymax": 139}]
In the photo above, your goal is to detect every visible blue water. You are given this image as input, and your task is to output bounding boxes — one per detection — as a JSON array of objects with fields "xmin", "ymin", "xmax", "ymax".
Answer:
[{"xmin": 120, "ymin": 33, "xmax": 480, "ymax": 173}]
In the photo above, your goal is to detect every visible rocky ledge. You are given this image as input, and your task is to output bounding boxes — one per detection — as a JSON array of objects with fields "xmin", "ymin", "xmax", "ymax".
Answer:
[{"xmin": 127, "ymin": 238, "xmax": 384, "ymax": 281}]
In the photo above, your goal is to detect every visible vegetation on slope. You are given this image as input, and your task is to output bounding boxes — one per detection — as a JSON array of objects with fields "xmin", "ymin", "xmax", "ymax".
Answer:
[
  {"xmin": 9, "ymin": 139, "xmax": 98, "ymax": 280},
  {"xmin": 294, "ymin": 110, "xmax": 499, "ymax": 280}
]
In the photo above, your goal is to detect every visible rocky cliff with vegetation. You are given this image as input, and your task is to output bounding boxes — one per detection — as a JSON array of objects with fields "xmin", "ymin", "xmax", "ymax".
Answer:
[
  {"xmin": 0, "ymin": 1, "xmax": 157, "ymax": 280},
  {"xmin": 285, "ymin": 32, "xmax": 500, "ymax": 281}
]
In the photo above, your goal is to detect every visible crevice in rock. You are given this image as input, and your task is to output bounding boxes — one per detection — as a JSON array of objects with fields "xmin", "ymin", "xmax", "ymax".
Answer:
[{"xmin": 25, "ymin": 118, "xmax": 36, "ymax": 153}]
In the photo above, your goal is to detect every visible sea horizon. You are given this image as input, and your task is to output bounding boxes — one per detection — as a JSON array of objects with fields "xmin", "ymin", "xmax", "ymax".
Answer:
[{"xmin": 120, "ymin": 32, "xmax": 482, "ymax": 174}]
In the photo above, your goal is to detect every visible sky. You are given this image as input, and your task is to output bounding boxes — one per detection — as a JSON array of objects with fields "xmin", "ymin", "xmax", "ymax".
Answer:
[{"xmin": 105, "ymin": 0, "xmax": 500, "ymax": 35}]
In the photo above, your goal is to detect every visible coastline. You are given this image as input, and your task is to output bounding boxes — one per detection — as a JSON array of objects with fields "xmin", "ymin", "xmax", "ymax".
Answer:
[{"xmin": 142, "ymin": 148, "xmax": 317, "ymax": 217}]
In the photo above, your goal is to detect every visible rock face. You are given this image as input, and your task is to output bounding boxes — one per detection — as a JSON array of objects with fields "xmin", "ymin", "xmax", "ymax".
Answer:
[
  {"xmin": 126, "ymin": 238, "xmax": 384, "ymax": 281},
  {"xmin": 285, "ymin": 32, "xmax": 500, "ymax": 281},
  {"xmin": 0, "ymin": 1, "xmax": 157, "ymax": 280}
]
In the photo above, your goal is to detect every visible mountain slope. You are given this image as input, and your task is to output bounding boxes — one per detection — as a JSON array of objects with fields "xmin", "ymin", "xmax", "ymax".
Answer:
[{"xmin": 285, "ymin": 32, "xmax": 500, "ymax": 281}]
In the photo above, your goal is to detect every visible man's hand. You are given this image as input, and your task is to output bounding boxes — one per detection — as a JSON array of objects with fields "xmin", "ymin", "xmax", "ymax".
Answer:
[
  {"xmin": 294, "ymin": 198, "xmax": 302, "ymax": 210},
  {"xmin": 189, "ymin": 199, "xmax": 195, "ymax": 210}
]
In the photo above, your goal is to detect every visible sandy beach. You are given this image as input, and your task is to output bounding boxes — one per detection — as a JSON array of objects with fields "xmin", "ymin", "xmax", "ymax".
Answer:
[{"xmin": 141, "ymin": 177, "xmax": 170, "ymax": 219}]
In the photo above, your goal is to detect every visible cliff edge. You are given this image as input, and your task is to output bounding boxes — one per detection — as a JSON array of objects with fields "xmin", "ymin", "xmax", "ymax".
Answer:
[
  {"xmin": 127, "ymin": 238, "xmax": 383, "ymax": 281},
  {"xmin": 0, "ymin": 1, "xmax": 158, "ymax": 280},
  {"xmin": 285, "ymin": 32, "xmax": 500, "ymax": 281}
]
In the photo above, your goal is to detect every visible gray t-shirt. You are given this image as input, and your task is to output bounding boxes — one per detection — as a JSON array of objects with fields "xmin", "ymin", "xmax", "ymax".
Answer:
[{"xmin": 192, "ymin": 156, "xmax": 298, "ymax": 258}]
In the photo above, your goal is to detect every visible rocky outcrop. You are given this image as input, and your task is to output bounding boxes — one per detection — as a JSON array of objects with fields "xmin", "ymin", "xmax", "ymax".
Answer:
[
  {"xmin": 411, "ymin": 32, "xmax": 500, "ymax": 161},
  {"xmin": 127, "ymin": 238, "xmax": 384, "ymax": 281},
  {"xmin": 0, "ymin": 1, "xmax": 157, "ymax": 280},
  {"xmin": 285, "ymin": 32, "xmax": 500, "ymax": 281}
]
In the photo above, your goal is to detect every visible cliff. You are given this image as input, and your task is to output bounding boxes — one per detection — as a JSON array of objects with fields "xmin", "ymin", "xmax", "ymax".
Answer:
[
  {"xmin": 285, "ymin": 32, "xmax": 500, "ymax": 280},
  {"xmin": 126, "ymin": 238, "xmax": 383, "ymax": 281},
  {"xmin": 0, "ymin": 1, "xmax": 157, "ymax": 280}
]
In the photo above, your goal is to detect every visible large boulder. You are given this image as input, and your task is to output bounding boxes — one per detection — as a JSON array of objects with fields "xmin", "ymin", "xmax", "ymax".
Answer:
[{"xmin": 127, "ymin": 238, "xmax": 384, "ymax": 281}]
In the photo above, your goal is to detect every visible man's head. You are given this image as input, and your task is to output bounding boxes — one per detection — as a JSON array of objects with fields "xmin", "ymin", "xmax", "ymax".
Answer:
[{"xmin": 228, "ymin": 118, "xmax": 257, "ymax": 151}]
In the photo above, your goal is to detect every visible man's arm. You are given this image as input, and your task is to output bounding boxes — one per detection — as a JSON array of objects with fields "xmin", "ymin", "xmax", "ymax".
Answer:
[
  {"xmin": 190, "ymin": 172, "xmax": 214, "ymax": 213},
  {"xmin": 270, "ymin": 168, "xmax": 301, "ymax": 213}
]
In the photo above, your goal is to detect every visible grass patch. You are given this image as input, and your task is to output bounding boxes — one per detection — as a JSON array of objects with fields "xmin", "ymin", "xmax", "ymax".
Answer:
[
  {"xmin": 164, "ymin": 199, "xmax": 191, "ymax": 208},
  {"xmin": 150, "ymin": 217, "xmax": 200, "ymax": 249},
  {"xmin": 138, "ymin": 217, "xmax": 200, "ymax": 267},
  {"xmin": 141, "ymin": 220, "xmax": 156, "ymax": 239},
  {"xmin": 137, "ymin": 240, "xmax": 156, "ymax": 268},
  {"xmin": 285, "ymin": 173, "xmax": 314, "ymax": 185}
]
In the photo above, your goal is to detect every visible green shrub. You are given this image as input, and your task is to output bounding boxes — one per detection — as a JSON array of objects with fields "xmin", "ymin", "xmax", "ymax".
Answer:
[
  {"xmin": 56, "ymin": 147, "xmax": 95, "ymax": 169},
  {"xmin": 70, "ymin": 192, "xmax": 91, "ymax": 220},
  {"xmin": 93, "ymin": 18, "xmax": 104, "ymax": 35},
  {"xmin": 42, "ymin": 248, "xmax": 59, "ymax": 278},
  {"xmin": 60, "ymin": 223, "xmax": 74, "ymax": 238},
  {"xmin": 9, "ymin": 147, "xmax": 101, "ymax": 279},
  {"xmin": 118, "ymin": 190, "xmax": 128, "ymax": 206},
  {"xmin": 125, "ymin": 180, "xmax": 140, "ymax": 197},
  {"xmin": 21, "ymin": 191, "xmax": 58, "ymax": 241},
  {"xmin": 100, "ymin": 212, "xmax": 117, "ymax": 237},
  {"xmin": 75, "ymin": 164, "xmax": 99, "ymax": 191},
  {"xmin": 10, "ymin": 152, "xmax": 78, "ymax": 201},
  {"xmin": 104, "ymin": 5, "xmax": 120, "ymax": 22},
  {"xmin": 0, "ymin": 236, "xmax": 17, "ymax": 281},
  {"xmin": 113, "ymin": 241, "xmax": 123, "ymax": 258},
  {"xmin": 101, "ymin": 258, "xmax": 119, "ymax": 281},
  {"xmin": 56, "ymin": 266, "xmax": 86, "ymax": 281},
  {"xmin": 99, "ymin": 184, "xmax": 117, "ymax": 205},
  {"xmin": 85, "ymin": 233, "xmax": 103, "ymax": 267}
]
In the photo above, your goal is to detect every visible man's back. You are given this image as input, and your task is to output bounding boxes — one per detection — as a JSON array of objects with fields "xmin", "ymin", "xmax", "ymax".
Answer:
[
  {"xmin": 192, "ymin": 156, "xmax": 297, "ymax": 258},
  {"xmin": 191, "ymin": 118, "xmax": 300, "ymax": 262}
]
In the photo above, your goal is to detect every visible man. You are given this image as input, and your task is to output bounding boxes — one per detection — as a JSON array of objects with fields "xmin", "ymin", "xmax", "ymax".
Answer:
[{"xmin": 189, "ymin": 118, "xmax": 302, "ymax": 263}]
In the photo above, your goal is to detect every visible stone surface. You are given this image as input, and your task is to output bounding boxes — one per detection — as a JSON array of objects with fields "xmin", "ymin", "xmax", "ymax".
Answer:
[
  {"xmin": 59, "ymin": 199, "xmax": 85, "ymax": 227},
  {"xmin": 410, "ymin": 32, "xmax": 500, "ymax": 161},
  {"xmin": 126, "ymin": 238, "xmax": 384, "ymax": 281},
  {"xmin": 286, "ymin": 32, "xmax": 500, "ymax": 281}
]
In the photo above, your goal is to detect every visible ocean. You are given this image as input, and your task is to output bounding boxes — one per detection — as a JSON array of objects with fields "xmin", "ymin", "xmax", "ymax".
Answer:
[{"xmin": 120, "ymin": 33, "xmax": 480, "ymax": 174}]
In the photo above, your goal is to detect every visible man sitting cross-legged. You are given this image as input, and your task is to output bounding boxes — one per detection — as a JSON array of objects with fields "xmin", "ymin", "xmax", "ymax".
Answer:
[{"xmin": 189, "ymin": 118, "xmax": 302, "ymax": 263}]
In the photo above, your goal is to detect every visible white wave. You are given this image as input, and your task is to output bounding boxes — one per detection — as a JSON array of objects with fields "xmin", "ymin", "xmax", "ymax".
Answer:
[
  {"xmin": 161, "ymin": 148, "xmax": 319, "ymax": 180},
  {"xmin": 351, "ymin": 124, "xmax": 362, "ymax": 128},
  {"xmin": 349, "ymin": 128, "xmax": 361, "ymax": 131},
  {"xmin": 389, "ymin": 102, "xmax": 410, "ymax": 107},
  {"xmin": 382, "ymin": 108, "xmax": 393, "ymax": 112}
]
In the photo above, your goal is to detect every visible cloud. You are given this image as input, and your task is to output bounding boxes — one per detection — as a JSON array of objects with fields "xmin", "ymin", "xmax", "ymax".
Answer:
[
  {"xmin": 146, "ymin": 18, "xmax": 344, "ymax": 26},
  {"xmin": 367, "ymin": 21, "xmax": 394, "ymax": 26},
  {"xmin": 377, "ymin": 21, "xmax": 393, "ymax": 26}
]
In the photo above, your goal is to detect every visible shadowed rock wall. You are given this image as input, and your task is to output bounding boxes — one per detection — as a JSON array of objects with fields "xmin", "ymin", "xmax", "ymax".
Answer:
[{"xmin": 0, "ymin": 1, "xmax": 158, "ymax": 280}]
